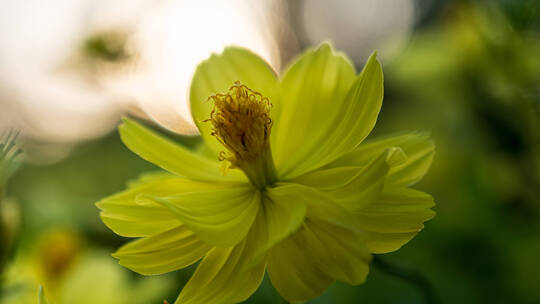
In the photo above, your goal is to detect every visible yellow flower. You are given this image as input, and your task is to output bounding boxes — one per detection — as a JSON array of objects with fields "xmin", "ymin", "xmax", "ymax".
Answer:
[
  {"xmin": 3, "ymin": 229, "xmax": 172, "ymax": 304},
  {"xmin": 0, "ymin": 228, "xmax": 172, "ymax": 304},
  {"xmin": 97, "ymin": 43, "xmax": 435, "ymax": 304}
]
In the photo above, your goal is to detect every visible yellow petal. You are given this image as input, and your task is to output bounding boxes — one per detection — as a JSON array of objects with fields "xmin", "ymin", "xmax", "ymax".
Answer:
[
  {"xmin": 310, "ymin": 51, "xmax": 384, "ymax": 166},
  {"xmin": 302, "ymin": 220, "xmax": 371, "ymax": 285},
  {"xmin": 322, "ymin": 132, "xmax": 435, "ymax": 186},
  {"xmin": 241, "ymin": 190, "xmax": 307, "ymax": 266},
  {"xmin": 293, "ymin": 149, "xmax": 400, "ymax": 212},
  {"xmin": 97, "ymin": 175, "xmax": 193, "ymax": 237},
  {"xmin": 175, "ymin": 241, "xmax": 266, "ymax": 304},
  {"xmin": 119, "ymin": 117, "xmax": 245, "ymax": 182},
  {"xmin": 333, "ymin": 149, "xmax": 403, "ymax": 209},
  {"xmin": 125, "ymin": 171, "xmax": 176, "ymax": 187},
  {"xmin": 267, "ymin": 185, "xmax": 373, "ymax": 302},
  {"xmin": 358, "ymin": 187, "xmax": 436, "ymax": 253},
  {"xmin": 272, "ymin": 43, "xmax": 356, "ymax": 177},
  {"xmin": 113, "ymin": 225, "xmax": 212, "ymax": 275},
  {"xmin": 150, "ymin": 184, "xmax": 260, "ymax": 247},
  {"xmin": 267, "ymin": 183, "xmax": 359, "ymax": 232},
  {"xmin": 267, "ymin": 232, "xmax": 333, "ymax": 303},
  {"xmin": 291, "ymin": 166, "xmax": 361, "ymax": 188},
  {"xmin": 267, "ymin": 222, "xmax": 371, "ymax": 303}
]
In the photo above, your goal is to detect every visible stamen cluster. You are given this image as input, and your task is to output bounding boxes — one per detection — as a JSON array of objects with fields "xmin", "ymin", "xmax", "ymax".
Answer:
[{"xmin": 208, "ymin": 82, "xmax": 272, "ymax": 166}]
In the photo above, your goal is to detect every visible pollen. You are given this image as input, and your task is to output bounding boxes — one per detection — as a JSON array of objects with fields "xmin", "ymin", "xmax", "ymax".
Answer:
[{"xmin": 207, "ymin": 81, "xmax": 272, "ymax": 166}]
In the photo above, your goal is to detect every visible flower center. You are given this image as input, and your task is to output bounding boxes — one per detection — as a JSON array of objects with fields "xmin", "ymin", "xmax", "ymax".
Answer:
[{"xmin": 207, "ymin": 81, "xmax": 277, "ymax": 189}]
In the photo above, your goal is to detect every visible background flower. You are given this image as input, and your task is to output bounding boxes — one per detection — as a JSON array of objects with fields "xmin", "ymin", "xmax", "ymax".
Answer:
[{"xmin": 0, "ymin": 0, "xmax": 283, "ymax": 162}]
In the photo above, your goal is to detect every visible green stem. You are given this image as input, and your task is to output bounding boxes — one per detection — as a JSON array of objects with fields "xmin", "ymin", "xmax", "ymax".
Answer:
[
  {"xmin": 372, "ymin": 256, "xmax": 439, "ymax": 304},
  {"xmin": 0, "ymin": 184, "xmax": 5, "ymax": 298}
]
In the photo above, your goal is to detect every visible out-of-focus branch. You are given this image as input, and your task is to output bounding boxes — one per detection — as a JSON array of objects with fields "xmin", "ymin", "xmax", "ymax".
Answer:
[{"xmin": 372, "ymin": 255, "xmax": 439, "ymax": 304}]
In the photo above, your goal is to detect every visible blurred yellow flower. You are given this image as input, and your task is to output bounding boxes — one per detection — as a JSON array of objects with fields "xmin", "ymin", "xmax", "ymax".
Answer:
[
  {"xmin": 97, "ymin": 43, "xmax": 435, "ymax": 304},
  {"xmin": 1, "ymin": 229, "xmax": 172, "ymax": 304}
]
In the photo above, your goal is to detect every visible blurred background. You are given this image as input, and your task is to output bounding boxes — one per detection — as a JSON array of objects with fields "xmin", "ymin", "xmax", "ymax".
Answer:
[{"xmin": 1, "ymin": 0, "xmax": 539, "ymax": 303}]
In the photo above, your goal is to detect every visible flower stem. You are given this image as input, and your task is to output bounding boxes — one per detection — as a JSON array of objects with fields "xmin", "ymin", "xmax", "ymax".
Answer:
[{"xmin": 372, "ymin": 256, "xmax": 439, "ymax": 304}]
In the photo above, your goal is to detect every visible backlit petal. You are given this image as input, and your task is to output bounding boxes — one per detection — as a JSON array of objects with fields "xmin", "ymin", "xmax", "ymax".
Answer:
[
  {"xmin": 267, "ymin": 233, "xmax": 333, "ymax": 303},
  {"xmin": 292, "ymin": 166, "xmax": 360, "ymax": 188},
  {"xmin": 113, "ymin": 225, "xmax": 212, "ymax": 275},
  {"xmin": 272, "ymin": 43, "xmax": 356, "ymax": 177},
  {"xmin": 292, "ymin": 148, "xmax": 403, "ymax": 212},
  {"xmin": 302, "ymin": 220, "xmax": 371, "ymax": 285},
  {"xmin": 310, "ymin": 52, "xmax": 384, "ymax": 168},
  {"xmin": 241, "ymin": 189, "xmax": 307, "ymax": 265},
  {"xmin": 267, "ymin": 182, "xmax": 359, "ymax": 232},
  {"xmin": 151, "ymin": 184, "xmax": 260, "ymax": 247},
  {"xmin": 267, "ymin": 220, "xmax": 371, "ymax": 303},
  {"xmin": 322, "ymin": 132, "xmax": 435, "ymax": 186},
  {"xmin": 358, "ymin": 187, "xmax": 435, "ymax": 253},
  {"xmin": 328, "ymin": 148, "xmax": 404, "ymax": 211},
  {"xmin": 175, "ymin": 241, "xmax": 266, "ymax": 304},
  {"xmin": 119, "ymin": 117, "xmax": 245, "ymax": 182},
  {"xmin": 97, "ymin": 174, "xmax": 193, "ymax": 237}
]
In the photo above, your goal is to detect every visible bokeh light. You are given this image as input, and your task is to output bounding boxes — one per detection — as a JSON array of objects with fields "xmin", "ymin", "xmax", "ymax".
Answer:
[{"xmin": 0, "ymin": 0, "xmax": 283, "ymax": 155}]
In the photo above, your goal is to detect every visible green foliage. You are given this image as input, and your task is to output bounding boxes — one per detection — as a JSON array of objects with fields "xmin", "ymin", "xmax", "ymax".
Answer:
[
  {"xmin": 0, "ymin": 130, "xmax": 21, "ymax": 196},
  {"xmin": 38, "ymin": 286, "xmax": 50, "ymax": 304}
]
